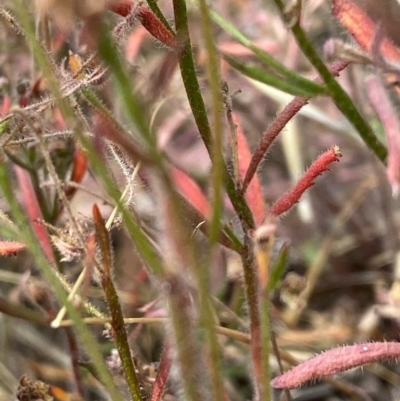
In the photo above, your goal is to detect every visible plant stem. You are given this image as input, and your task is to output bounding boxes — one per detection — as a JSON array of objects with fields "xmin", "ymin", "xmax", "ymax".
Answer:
[
  {"xmin": 240, "ymin": 237, "xmax": 263, "ymax": 398},
  {"xmin": 172, "ymin": 0, "xmax": 255, "ymax": 229},
  {"xmin": 198, "ymin": 0, "xmax": 224, "ymax": 249},
  {"xmin": 93, "ymin": 205, "xmax": 143, "ymax": 401}
]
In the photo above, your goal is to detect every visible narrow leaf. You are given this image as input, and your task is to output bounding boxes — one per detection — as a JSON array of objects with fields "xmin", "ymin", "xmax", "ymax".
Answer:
[
  {"xmin": 232, "ymin": 113, "xmax": 266, "ymax": 225},
  {"xmin": 93, "ymin": 203, "xmax": 112, "ymax": 277},
  {"xmin": 224, "ymin": 54, "xmax": 325, "ymax": 97},
  {"xmin": 272, "ymin": 342, "xmax": 400, "ymax": 389},
  {"xmin": 270, "ymin": 147, "xmax": 342, "ymax": 216},
  {"xmin": 150, "ymin": 341, "xmax": 172, "ymax": 401},
  {"xmin": 171, "ymin": 167, "xmax": 210, "ymax": 218},
  {"xmin": 268, "ymin": 242, "xmax": 289, "ymax": 291}
]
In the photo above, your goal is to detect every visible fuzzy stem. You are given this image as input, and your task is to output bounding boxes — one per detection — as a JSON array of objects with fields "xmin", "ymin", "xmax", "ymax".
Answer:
[
  {"xmin": 77, "ymin": 131, "xmax": 164, "ymax": 275},
  {"xmin": 252, "ymin": 222, "xmax": 277, "ymax": 401},
  {"xmin": 167, "ymin": 275, "xmax": 206, "ymax": 401},
  {"xmin": 198, "ymin": 0, "xmax": 224, "ymax": 249},
  {"xmin": 93, "ymin": 204, "xmax": 143, "ymax": 401},
  {"xmin": 240, "ymin": 237, "xmax": 262, "ymax": 398}
]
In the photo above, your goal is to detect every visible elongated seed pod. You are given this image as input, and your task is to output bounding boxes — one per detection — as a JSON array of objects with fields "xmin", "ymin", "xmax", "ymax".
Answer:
[{"xmin": 272, "ymin": 342, "xmax": 400, "ymax": 389}]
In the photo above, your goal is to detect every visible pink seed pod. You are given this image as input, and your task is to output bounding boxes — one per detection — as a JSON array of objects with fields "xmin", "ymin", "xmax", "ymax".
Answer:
[
  {"xmin": 269, "ymin": 146, "xmax": 342, "ymax": 216},
  {"xmin": 271, "ymin": 342, "xmax": 400, "ymax": 389},
  {"xmin": 0, "ymin": 241, "xmax": 26, "ymax": 257}
]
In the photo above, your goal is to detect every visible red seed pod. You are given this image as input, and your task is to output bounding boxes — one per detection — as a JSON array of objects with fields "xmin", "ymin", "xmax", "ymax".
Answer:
[
  {"xmin": 269, "ymin": 146, "xmax": 342, "ymax": 216},
  {"xmin": 108, "ymin": 2, "xmax": 176, "ymax": 48},
  {"xmin": 136, "ymin": 6, "xmax": 176, "ymax": 48},
  {"xmin": 0, "ymin": 241, "xmax": 26, "ymax": 257},
  {"xmin": 272, "ymin": 341, "xmax": 400, "ymax": 389},
  {"xmin": 108, "ymin": 0, "xmax": 134, "ymax": 17}
]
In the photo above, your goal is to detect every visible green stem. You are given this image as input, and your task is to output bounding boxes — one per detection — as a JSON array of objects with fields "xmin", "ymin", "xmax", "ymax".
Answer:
[
  {"xmin": 240, "ymin": 238, "xmax": 262, "ymax": 399},
  {"xmin": 93, "ymin": 205, "xmax": 143, "ymax": 401},
  {"xmin": 197, "ymin": 1, "xmax": 226, "ymax": 397},
  {"xmin": 172, "ymin": 0, "xmax": 255, "ymax": 229},
  {"xmin": 197, "ymin": 0, "xmax": 224, "ymax": 248},
  {"xmin": 102, "ymin": 276, "xmax": 143, "ymax": 400}
]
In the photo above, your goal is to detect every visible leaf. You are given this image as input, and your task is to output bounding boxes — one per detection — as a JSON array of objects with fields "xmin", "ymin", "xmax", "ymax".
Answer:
[
  {"xmin": 270, "ymin": 147, "xmax": 342, "ymax": 216},
  {"xmin": 150, "ymin": 341, "xmax": 172, "ymax": 401},
  {"xmin": 204, "ymin": 4, "xmax": 326, "ymax": 95},
  {"xmin": 268, "ymin": 242, "xmax": 289, "ymax": 291},
  {"xmin": 14, "ymin": 165, "xmax": 55, "ymax": 263},
  {"xmin": 272, "ymin": 342, "xmax": 400, "ymax": 389},
  {"xmin": 0, "ymin": 94, "xmax": 11, "ymax": 116},
  {"xmin": 224, "ymin": 54, "xmax": 325, "ymax": 97},
  {"xmin": 232, "ymin": 113, "xmax": 266, "ymax": 226},
  {"xmin": 65, "ymin": 147, "xmax": 88, "ymax": 200},
  {"xmin": 171, "ymin": 167, "xmax": 210, "ymax": 218},
  {"xmin": 92, "ymin": 204, "xmax": 112, "ymax": 277}
]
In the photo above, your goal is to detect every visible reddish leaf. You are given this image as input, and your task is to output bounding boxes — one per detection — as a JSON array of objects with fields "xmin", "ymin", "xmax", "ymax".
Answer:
[
  {"xmin": 272, "ymin": 341, "xmax": 400, "ymax": 389},
  {"xmin": 242, "ymin": 61, "xmax": 348, "ymax": 195},
  {"xmin": 366, "ymin": 75, "xmax": 400, "ymax": 195},
  {"xmin": 332, "ymin": 0, "xmax": 400, "ymax": 64},
  {"xmin": 171, "ymin": 167, "xmax": 210, "ymax": 218},
  {"xmin": 125, "ymin": 26, "xmax": 148, "ymax": 63},
  {"xmin": 0, "ymin": 94, "xmax": 11, "ymax": 116},
  {"xmin": 232, "ymin": 113, "xmax": 266, "ymax": 225},
  {"xmin": 53, "ymin": 107, "xmax": 66, "ymax": 131},
  {"xmin": 65, "ymin": 147, "xmax": 88, "ymax": 200},
  {"xmin": 109, "ymin": 2, "xmax": 176, "ymax": 48},
  {"xmin": 109, "ymin": 0, "xmax": 134, "ymax": 17},
  {"xmin": 14, "ymin": 166, "xmax": 56, "ymax": 263},
  {"xmin": 136, "ymin": 7, "xmax": 175, "ymax": 48},
  {"xmin": 50, "ymin": 385, "xmax": 70, "ymax": 401},
  {"xmin": 150, "ymin": 341, "xmax": 172, "ymax": 401}
]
